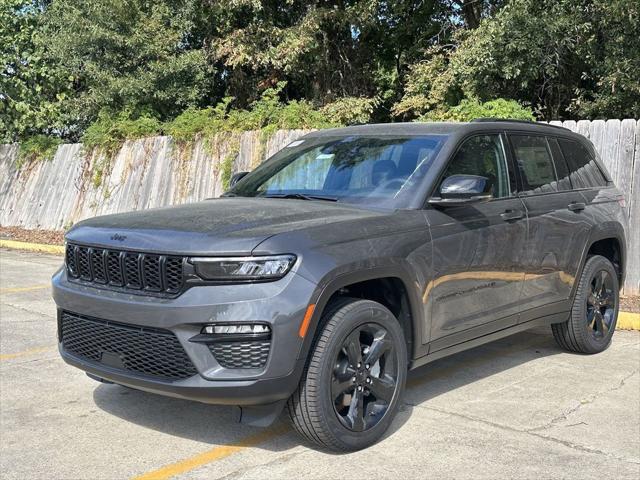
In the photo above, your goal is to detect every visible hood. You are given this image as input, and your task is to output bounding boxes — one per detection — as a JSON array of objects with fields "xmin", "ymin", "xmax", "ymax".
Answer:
[{"xmin": 66, "ymin": 197, "xmax": 388, "ymax": 255}]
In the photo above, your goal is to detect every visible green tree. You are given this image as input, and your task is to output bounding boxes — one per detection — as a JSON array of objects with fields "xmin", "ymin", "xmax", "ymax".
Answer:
[
  {"xmin": 395, "ymin": 0, "xmax": 640, "ymax": 120},
  {"xmin": 0, "ymin": 0, "xmax": 71, "ymax": 142},
  {"xmin": 42, "ymin": 0, "xmax": 219, "ymax": 137},
  {"xmin": 212, "ymin": 1, "xmax": 449, "ymax": 113}
]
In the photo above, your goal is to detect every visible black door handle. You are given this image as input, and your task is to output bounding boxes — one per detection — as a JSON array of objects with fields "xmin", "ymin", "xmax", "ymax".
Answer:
[
  {"xmin": 500, "ymin": 209, "xmax": 524, "ymax": 222},
  {"xmin": 568, "ymin": 202, "xmax": 586, "ymax": 212}
]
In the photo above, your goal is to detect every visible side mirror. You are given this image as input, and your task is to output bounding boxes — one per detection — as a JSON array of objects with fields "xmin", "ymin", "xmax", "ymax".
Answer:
[
  {"xmin": 229, "ymin": 171, "xmax": 249, "ymax": 188},
  {"xmin": 429, "ymin": 174, "xmax": 492, "ymax": 206}
]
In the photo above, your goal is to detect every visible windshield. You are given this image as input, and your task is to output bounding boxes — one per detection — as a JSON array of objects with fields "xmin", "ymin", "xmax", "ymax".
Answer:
[{"xmin": 228, "ymin": 135, "xmax": 448, "ymax": 208}]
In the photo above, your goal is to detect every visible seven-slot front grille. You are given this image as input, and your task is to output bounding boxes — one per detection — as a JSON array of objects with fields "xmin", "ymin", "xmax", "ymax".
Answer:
[
  {"xmin": 65, "ymin": 244, "xmax": 184, "ymax": 296},
  {"xmin": 60, "ymin": 311, "xmax": 197, "ymax": 380}
]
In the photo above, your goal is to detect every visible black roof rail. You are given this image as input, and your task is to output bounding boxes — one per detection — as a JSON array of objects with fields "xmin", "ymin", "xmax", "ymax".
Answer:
[{"xmin": 471, "ymin": 117, "xmax": 569, "ymax": 130}]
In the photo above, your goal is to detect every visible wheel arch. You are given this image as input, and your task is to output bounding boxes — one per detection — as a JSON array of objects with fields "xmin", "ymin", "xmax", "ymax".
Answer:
[
  {"xmin": 572, "ymin": 222, "xmax": 627, "ymax": 300},
  {"xmin": 298, "ymin": 266, "xmax": 424, "ymax": 364}
]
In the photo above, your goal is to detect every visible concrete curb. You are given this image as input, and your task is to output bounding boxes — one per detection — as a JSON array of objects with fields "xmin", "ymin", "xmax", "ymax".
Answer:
[
  {"xmin": 617, "ymin": 311, "xmax": 640, "ymax": 330},
  {"xmin": 0, "ymin": 239, "xmax": 65, "ymax": 255},
  {"xmin": 0, "ymin": 239, "xmax": 638, "ymax": 330}
]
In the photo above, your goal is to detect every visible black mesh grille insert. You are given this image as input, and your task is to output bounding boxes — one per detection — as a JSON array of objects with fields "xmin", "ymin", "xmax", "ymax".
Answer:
[
  {"xmin": 91, "ymin": 249, "xmax": 107, "ymax": 283},
  {"xmin": 210, "ymin": 340, "xmax": 271, "ymax": 369},
  {"xmin": 65, "ymin": 243, "xmax": 185, "ymax": 297},
  {"xmin": 165, "ymin": 257, "xmax": 184, "ymax": 294},
  {"xmin": 124, "ymin": 253, "xmax": 142, "ymax": 288},
  {"xmin": 65, "ymin": 244, "xmax": 78, "ymax": 277},
  {"xmin": 60, "ymin": 311, "xmax": 197, "ymax": 380},
  {"xmin": 77, "ymin": 247, "xmax": 91, "ymax": 279},
  {"xmin": 107, "ymin": 251, "xmax": 124, "ymax": 286},
  {"xmin": 143, "ymin": 255, "xmax": 162, "ymax": 291}
]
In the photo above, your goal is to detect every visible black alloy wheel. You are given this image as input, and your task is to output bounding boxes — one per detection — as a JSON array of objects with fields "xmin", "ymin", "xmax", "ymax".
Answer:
[
  {"xmin": 332, "ymin": 323, "xmax": 399, "ymax": 432},
  {"xmin": 586, "ymin": 270, "xmax": 616, "ymax": 340},
  {"xmin": 552, "ymin": 255, "xmax": 619, "ymax": 354},
  {"xmin": 287, "ymin": 298, "xmax": 407, "ymax": 451}
]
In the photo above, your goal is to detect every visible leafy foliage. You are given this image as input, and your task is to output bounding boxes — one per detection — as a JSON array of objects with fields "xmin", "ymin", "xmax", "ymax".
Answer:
[
  {"xmin": 1, "ymin": 0, "xmax": 638, "ymax": 150},
  {"xmin": 394, "ymin": 0, "xmax": 640, "ymax": 119},
  {"xmin": 17, "ymin": 134, "xmax": 61, "ymax": 167},
  {"xmin": 82, "ymin": 110, "xmax": 163, "ymax": 155},
  {"xmin": 422, "ymin": 99, "xmax": 534, "ymax": 122},
  {"xmin": 42, "ymin": 0, "xmax": 218, "ymax": 137},
  {"xmin": 0, "ymin": 1, "xmax": 72, "ymax": 143},
  {"xmin": 321, "ymin": 97, "xmax": 378, "ymax": 125}
]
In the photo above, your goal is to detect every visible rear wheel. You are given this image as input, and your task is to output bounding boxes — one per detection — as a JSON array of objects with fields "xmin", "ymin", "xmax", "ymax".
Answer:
[
  {"xmin": 552, "ymin": 255, "xmax": 619, "ymax": 354},
  {"xmin": 287, "ymin": 298, "xmax": 407, "ymax": 451}
]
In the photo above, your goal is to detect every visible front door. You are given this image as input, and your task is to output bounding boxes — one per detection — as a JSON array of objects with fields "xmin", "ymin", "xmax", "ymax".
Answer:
[{"xmin": 425, "ymin": 133, "xmax": 528, "ymax": 347}]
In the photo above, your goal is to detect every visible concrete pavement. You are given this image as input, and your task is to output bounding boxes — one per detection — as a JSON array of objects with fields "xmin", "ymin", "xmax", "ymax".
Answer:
[{"xmin": 1, "ymin": 248, "xmax": 638, "ymax": 479}]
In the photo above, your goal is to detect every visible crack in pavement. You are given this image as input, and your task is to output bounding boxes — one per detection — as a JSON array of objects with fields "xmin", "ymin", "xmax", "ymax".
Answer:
[
  {"xmin": 209, "ymin": 447, "xmax": 305, "ymax": 480},
  {"xmin": 403, "ymin": 399, "xmax": 640, "ymax": 465},
  {"xmin": 1, "ymin": 301, "xmax": 54, "ymax": 319},
  {"xmin": 526, "ymin": 369, "xmax": 639, "ymax": 433}
]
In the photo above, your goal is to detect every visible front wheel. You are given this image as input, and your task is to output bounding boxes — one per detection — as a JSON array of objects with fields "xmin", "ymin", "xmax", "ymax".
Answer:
[
  {"xmin": 552, "ymin": 255, "xmax": 619, "ymax": 354},
  {"xmin": 287, "ymin": 298, "xmax": 407, "ymax": 451}
]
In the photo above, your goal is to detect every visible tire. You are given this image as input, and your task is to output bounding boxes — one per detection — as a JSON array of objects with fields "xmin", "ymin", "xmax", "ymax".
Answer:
[
  {"xmin": 552, "ymin": 255, "xmax": 619, "ymax": 354},
  {"xmin": 287, "ymin": 298, "xmax": 407, "ymax": 451}
]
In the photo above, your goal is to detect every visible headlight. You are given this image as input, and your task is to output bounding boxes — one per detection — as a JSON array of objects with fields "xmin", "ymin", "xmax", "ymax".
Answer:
[{"xmin": 189, "ymin": 255, "xmax": 296, "ymax": 281}]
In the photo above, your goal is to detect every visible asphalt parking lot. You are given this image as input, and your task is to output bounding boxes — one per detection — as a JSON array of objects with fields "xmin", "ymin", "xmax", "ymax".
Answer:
[{"xmin": 1, "ymin": 248, "xmax": 639, "ymax": 479}]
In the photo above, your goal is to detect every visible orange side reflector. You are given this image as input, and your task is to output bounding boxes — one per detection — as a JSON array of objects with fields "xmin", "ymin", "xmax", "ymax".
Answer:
[{"xmin": 298, "ymin": 304, "xmax": 316, "ymax": 338}]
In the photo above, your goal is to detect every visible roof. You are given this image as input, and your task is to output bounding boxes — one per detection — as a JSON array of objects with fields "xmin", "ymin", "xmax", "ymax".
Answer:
[{"xmin": 304, "ymin": 120, "xmax": 584, "ymax": 141}]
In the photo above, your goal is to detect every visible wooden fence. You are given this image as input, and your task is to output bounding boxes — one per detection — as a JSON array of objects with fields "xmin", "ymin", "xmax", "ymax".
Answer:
[
  {"xmin": 0, "ymin": 120, "xmax": 638, "ymax": 294},
  {"xmin": 546, "ymin": 120, "xmax": 639, "ymax": 296}
]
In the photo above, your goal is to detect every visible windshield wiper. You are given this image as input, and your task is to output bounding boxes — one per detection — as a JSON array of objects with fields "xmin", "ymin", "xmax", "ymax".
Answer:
[{"xmin": 261, "ymin": 193, "xmax": 338, "ymax": 202}]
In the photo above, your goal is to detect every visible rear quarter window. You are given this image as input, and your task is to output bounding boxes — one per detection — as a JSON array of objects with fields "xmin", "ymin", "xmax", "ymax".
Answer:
[
  {"xmin": 509, "ymin": 135, "xmax": 558, "ymax": 194},
  {"xmin": 557, "ymin": 138, "xmax": 608, "ymax": 188}
]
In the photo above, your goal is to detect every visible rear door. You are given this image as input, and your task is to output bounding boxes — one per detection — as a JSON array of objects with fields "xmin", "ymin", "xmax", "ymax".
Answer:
[
  {"xmin": 508, "ymin": 134, "xmax": 590, "ymax": 320},
  {"xmin": 426, "ymin": 133, "xmax": 528, "ymax": 345}
]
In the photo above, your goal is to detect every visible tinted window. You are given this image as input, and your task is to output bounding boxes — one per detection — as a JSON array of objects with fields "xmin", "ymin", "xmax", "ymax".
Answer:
[
  {"xmin": 510, "ymin": 135, "xmax": 557, "ymax": 194},
  {"xmin": 557, "ymin": 138, "xmax": 608, "ymax": 188},
  {"xmin": 440, "ymin": 134, "xmax": 511, "ymax": 198},
  {"xmin": 547, "ymin": 138, "xmax": 572, "ymax": 191}
]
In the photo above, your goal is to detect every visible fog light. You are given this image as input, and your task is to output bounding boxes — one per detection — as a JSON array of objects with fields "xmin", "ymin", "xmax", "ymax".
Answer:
[{"xmin": 202, "ymin": 324, "xmax": 271, "ymax": 335}]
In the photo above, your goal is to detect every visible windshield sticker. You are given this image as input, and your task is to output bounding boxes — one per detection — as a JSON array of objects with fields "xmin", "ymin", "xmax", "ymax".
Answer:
[{"xmin": 286, "ymin": 140, "xmax": 305, "ymax": 148}]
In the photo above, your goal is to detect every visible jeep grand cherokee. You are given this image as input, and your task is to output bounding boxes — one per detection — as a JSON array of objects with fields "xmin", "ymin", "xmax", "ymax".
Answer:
[{"xmin": 53, "ymin": 120, "xmax": 627, "ymax": 451}]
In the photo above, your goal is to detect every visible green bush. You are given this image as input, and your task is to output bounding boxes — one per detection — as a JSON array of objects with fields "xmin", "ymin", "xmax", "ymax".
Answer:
[
  {"xmin": 17, "ymin": 135, "xmax": 62, "ymax": 167},
  {"xmin": 321, "ymin": 97, "xmax": 378, "ymax": 125},
  {"xmin": 422, "ymin": 98, "xmax": 535, "ymax": 122},
  {"xmin": 82, "ymin": 110, "xmax": 162, "ymax": 155},
  {"xmin": 75, "ymin": 85, "xmax": 339, "ymax": 155}
]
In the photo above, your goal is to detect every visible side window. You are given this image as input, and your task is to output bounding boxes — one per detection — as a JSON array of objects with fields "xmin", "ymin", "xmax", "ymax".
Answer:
[
  {"xmin": 557, "ymin": 138, "xmax": 608, "ymax": 188},
  {"xmin": 547, "ymin": 138, "xmax": 572, "ymax": 191},
  {"xmin": 440, "ymin": 134, "xmax": 511, "ymax": 198},
  {"xmin": 510, "ymin": 135, "xmax": 557, "ymax": 194}
]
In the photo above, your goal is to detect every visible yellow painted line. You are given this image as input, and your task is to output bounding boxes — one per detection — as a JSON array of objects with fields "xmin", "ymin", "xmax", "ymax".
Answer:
[
  {"xmin": 0, "ymin": 346, "xmax": 54, "ymax": 361},
  {"xmin": 132, "ymin": 424, "xmax": 289, "ymax": 480},
  {"xmin": 0, "ymin": 239, "xmax": 64, "ymax": 255},
  {"xmin": 618, "ymin": 311, "xmax": 640, "ymax": 330},
  {"xmin": 0, "ymin": 284, "xmax": 50, "ymax": 294}
]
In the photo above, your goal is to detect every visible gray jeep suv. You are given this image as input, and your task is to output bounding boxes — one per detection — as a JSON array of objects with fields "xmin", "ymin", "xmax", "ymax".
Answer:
[{"xmin": 53, "ymin": 120, "xmax": 628, "ymax": 451}]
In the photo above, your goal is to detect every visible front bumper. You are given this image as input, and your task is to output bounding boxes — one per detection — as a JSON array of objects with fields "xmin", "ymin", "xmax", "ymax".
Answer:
[
  {"xmin": 52, "ymin": 267, "xmax": 317, "ymax": 405},
  {"xmin": 59, "ymin": 345, "xmax": 305, "ymax": 405}
]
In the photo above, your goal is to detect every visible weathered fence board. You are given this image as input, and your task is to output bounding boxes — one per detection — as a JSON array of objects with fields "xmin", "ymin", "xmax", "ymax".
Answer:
[
  {"xmin": 549, "ymin": 119, "xmax": 638, "ymax": 295},
  {"xmin": 0, "ymin": 122, "xmax": 638, "ymax": 294}
]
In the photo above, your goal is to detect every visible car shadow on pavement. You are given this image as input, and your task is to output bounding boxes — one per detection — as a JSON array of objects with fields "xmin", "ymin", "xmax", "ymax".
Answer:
[
  {"xmin": 381, "ymin": 327, "xmax": 564, "ymax": 439},
  {"xmin": 92, "ymin": 385, "xmax": 300, "ymax": 452},
  {"xmin": 92, "ymin": 327, "xmax": 564, "ymax": 452}
]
